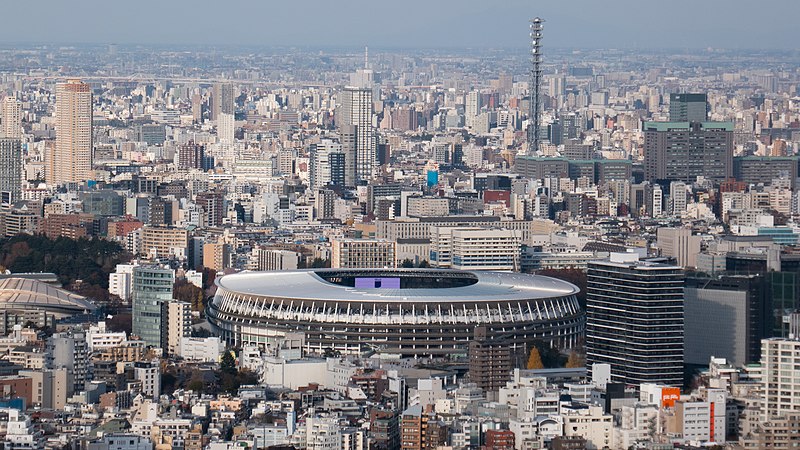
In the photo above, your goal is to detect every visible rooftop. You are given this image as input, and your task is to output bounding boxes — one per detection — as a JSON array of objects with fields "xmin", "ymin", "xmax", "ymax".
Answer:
[{"xmin": 216, "ymin": 269, "xmax": 579, "ymax": 304}]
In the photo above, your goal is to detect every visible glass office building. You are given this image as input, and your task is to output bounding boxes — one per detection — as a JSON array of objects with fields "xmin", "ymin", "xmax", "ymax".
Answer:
[
  {"xmin": 132, "ymin": 265, "xmax": 174, "ymax": 348},
  {"xmin": 587, "ymin": 253, "xmax": 684, "ymax": 387}
]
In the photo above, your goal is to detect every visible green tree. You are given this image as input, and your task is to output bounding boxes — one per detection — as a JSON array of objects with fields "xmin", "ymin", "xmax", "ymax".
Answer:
[
  {"xmin": 400, "ymin": 259, "xmax": 414, "ymax": 268},
  {"xmin": 220, "ymin": 350, "xmax": 237, "ymax": 374},
  {"xmin": 187, "ymin": 379, "xmax": 205, "ymax": 393}
]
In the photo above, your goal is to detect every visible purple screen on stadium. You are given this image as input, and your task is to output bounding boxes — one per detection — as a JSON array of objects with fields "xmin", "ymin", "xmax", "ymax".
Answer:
[{"xmin": 355, "ymin": 277, "xmax": 401, "ymax": 289}]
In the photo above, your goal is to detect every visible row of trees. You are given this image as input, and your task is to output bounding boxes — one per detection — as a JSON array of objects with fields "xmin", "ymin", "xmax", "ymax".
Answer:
[{"xmin": 0, "ymin": 235, "xmax": 131, "ymax": 302}]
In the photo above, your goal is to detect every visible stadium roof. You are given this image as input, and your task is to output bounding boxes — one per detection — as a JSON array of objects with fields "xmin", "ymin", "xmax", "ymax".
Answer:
[
  {"xmin": 217, "ymin": 269, "xmax": 578, "ymax": 303},
  {"xmin": 0, "ymin": 278, "xmax": 97, "ymax": 313}
]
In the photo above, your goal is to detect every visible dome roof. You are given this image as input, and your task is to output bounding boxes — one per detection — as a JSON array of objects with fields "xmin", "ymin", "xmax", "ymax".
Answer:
[{"xmin": 0, "ymin": 278, "xmax": 97, "ymax": 314}]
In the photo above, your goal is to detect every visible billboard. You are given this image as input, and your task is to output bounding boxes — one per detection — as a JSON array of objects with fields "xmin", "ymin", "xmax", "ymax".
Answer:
[{"xmin": 661, "ymin": 387, "xmax": 681, "ymax": 408}]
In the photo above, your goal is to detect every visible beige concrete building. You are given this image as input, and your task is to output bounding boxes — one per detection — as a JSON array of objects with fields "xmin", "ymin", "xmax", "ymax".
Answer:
[
  {"xmin": 331, "ymin": 238, "xmax": 396, "ymax": 269},
  {"xmin": 140, "ymin": 226, "xmax": 189, "ymax": 260},
  {"xmin": 1, "ymin": 96, "xmax": 22, "ymax": 139},
  {"xmin": 657, "ymin": 227, "xmax": 701, "ymax": 268},
  {"xmin": 50, "ymin": 79, "xmax": 92, "ymax": 185},
  {"xmin": 166, "ymin": 301, "xmax": 191, "ymax": 357}
]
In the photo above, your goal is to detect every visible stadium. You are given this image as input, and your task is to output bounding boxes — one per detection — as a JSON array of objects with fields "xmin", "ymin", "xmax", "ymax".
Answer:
[{"xmin": 207, "ymin": 268, "xmax": 583, "ymax": 357}]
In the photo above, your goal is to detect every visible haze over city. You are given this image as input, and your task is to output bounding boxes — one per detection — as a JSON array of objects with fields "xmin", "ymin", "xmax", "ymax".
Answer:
[{"xmin": 2, "ymin": 0, "xmax": 799, "ymax": 49}]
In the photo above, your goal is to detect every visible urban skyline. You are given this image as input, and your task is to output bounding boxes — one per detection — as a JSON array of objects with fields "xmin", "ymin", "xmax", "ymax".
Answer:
[{"xmin": 0, "ymin": 5, "xmax": 798, "ymax": 449}]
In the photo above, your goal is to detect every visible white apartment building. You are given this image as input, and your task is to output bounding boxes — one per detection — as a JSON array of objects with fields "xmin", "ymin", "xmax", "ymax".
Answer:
[
  {"xmin": 179, "ymin": 337, "xmax": 224, "ymax": 362},
  {"xmin": 430, "ymin": 227, "xmax": 522, "ymax": 271},
  {"xmin": 86, "ymin": 322, "xmax": 128, "ymax": 351}
]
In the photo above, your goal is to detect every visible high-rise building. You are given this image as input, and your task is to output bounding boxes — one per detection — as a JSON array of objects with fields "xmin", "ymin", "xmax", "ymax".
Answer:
[
  {"xmin": 131, "ymin": 265, "xmax": 174, "ymax": 349},
  {"xmin": 468, "ymin": 327, "xmax": 512, "ymax": 396},
  {"xmin": 339, "ymin": 124, "xmax": 358, "ymax": 185},
  {"xmin": 586, "ymin": 253, "xmax": 684, "ymax": 387},
  {"xmin": 0, "ymin": 139, "xmax": 22, "ymax": 203},
  {"xmin": 177, "ymin": 141, "xmax": 205, "ymax": 171},
  {"xmin": 166, "ymin": 301, "xmax": 191, "ymax": 357},
  {"xmin": 684, "ymin": 275, "xmax": 768, "ymax": 366},
  {"xmin": 309, "ymin": 139, "xmax": 345, "ymax": 189},
  {"xmin": 45, "ymin": 330, "xmax": 89, "ymax": 394},
  {"xmin": 50, "ymin": 79, "xmax": 93, "ymax": 185},
  {"xmin": 212, "ymin": 83, "xmax": 235, "ymax": 121},
  {"xmin": 762, "ymin": 337, "xmax": 800, "ymax": 421},
  {"xmin": 669, "ymin": 93, "xmax": 708, "ymax": 122},
  {"xmin": 1, "ymin": 96, "xmax": 22, "ymax": 139},
  {"xmin": 643, "ymin": 121, "xmax": 733, "ymax": 183},
  {"xmin": 217, "ymin": 112, "xmax": 235, "ymax": 144},
  {"xmin": 196, "ymin": 191, "xmax": 225, "ymax": 227},
  {"xmin": 465, "ymin": 90, "xmax": 481, "ymax": 129},
  {"xmin": 400, "ymin": 405, "xmax": 446, "ymax": 450},
  {"xmin": 338, "ymin": 87, "xmax": 374, "ymax": 182}
]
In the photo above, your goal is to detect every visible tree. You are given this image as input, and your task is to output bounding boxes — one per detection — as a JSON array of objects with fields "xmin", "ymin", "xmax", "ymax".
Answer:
[
  {"xmin": 566, "ymin": 350, "xmax": 584, "ymax": 368},
  {"xmin": 220, "ymin": 350, "xmax": 237, "ymax": 374},
  {"xmin": 310, "ymin": 258, "xmax": 331, "ymax": 268},
  {"xmin": 187, "ymin": 379, "xmax": 205, "ymax": 393},
  {"xmin": 418, "ymin": 260, "xmax": 430, "ymax": 268},
  {"xmin": 400, "ymin": 259, "xmax": 414, "ymax": 268},
  {"xmin": 527, "ymin": 347, "xmax": 544, "ymax": 370},
  {"xmin": 174, "ymin": 279, "xmax": 205, "ymax": 312}
]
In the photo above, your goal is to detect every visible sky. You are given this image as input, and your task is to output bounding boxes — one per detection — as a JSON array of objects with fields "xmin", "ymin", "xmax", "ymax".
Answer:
[{"xmin": 3, "ymin": 0, "xmax": 797, "ymax": 50}]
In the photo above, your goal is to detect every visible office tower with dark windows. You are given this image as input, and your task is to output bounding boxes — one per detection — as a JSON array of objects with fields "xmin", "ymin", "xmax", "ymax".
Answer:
[
  {"xmin": 669, "ymin": 93, "xmax": 708, "ymax": 122},
  {"xmin": 212, "ymin": 83, "xmax": 235, "ymax": 121},
  {"xmin": 586, "ymin": 253, "xmax": 685, "ymax": 387},
  {"xmin": 0, "ymin": 138, "xmax": 21, "ymax": 203},
  {"xmin": 643, "ymin": 121, "xmax": 733, "ymax": 183}
]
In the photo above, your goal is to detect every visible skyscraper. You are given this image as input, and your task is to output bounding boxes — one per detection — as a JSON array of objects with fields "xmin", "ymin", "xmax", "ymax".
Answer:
[
  {"xmin": 0, "ymin": 138, "xmax": 22, "ymax": 203},
  {"xmin": 51, "ymin": 79, "xmax": 92, "ymax": 185},
  {"xmin": 309, "ymin": 139, "xmax": 345, "ymax": 189},
  {"xmin": 669, "ymin": 93, "xmax": 708, "ymax": 122},
  {"xmin": 1, "ymin": 96, "xmax": 22, "ymax": 139},
  {"xmin": 132, "ymin": 265, "xmax": 174, "ymax": 349},
  {"xmin": 212, "ymin": 83, "xmax": 235, "ymax": 121},
  {"xmin": 465, "ymin": 90, "xmax": 481, "ymax": 129},
  {"xmin": 338, "ymin": 86, "xmax": 375, "ymax": 183},
  {"xmin": 218, "ymin": 112, "xmax": 235, "ymax": 144},
  {"xmin": 643, "ymin": 121, "xmax": 733, "ymax": 183},
  {"xmin": 586, "ymin": 253, "xmax": 684, "ymax": 387}
]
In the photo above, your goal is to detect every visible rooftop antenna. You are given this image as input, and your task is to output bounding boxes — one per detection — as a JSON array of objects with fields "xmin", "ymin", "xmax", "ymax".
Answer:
[{"xmin": 528, "ymin": 17, "xmax": 544, "ymax": 153}]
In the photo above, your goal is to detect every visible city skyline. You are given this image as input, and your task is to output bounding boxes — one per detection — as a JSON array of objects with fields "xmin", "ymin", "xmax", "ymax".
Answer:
[{"xmin": 2, "ymin": 0, "xmax": 798, "ymax": 50}]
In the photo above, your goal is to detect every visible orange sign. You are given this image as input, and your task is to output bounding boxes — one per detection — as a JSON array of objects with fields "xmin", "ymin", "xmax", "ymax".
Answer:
[{"xmin": 661, "ymin": 387, "xmax": 680, "ymax": 408}]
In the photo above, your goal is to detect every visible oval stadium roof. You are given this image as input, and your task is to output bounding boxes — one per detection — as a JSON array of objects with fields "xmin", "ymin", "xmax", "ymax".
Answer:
[
  {"xmin": 216, "ymin": 268, "xmax": 579, "ymax": 304},
  {"xmin": 0, "ymin": 278, "xmax": 97, "ymax": 314}
]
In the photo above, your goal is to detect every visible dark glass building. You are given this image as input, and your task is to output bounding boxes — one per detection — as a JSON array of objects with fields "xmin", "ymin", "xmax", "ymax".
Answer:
[{"xmin": 587, "ymin": 254, "xmax": 684, "ymax": 387}]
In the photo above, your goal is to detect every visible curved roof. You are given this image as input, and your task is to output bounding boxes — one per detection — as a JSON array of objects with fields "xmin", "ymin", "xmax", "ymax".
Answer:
[
  {"xmin": 216, "ymin": 269, "xmax": 578, "ymax": 303},
  {"xmin": 0, "ymin": 278, "xmax": 97, "ymax": 313}
]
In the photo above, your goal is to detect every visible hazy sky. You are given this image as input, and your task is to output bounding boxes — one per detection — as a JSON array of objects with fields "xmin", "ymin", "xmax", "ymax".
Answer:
[{"xmin": 3, "ymin": 0, "xmax": 797, "ymax": 50}]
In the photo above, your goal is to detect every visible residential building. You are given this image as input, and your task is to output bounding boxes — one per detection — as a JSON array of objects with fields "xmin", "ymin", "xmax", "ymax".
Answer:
[{"xmin": 50, "ymin": 79, "xmax": 92, "ymax": 185}]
